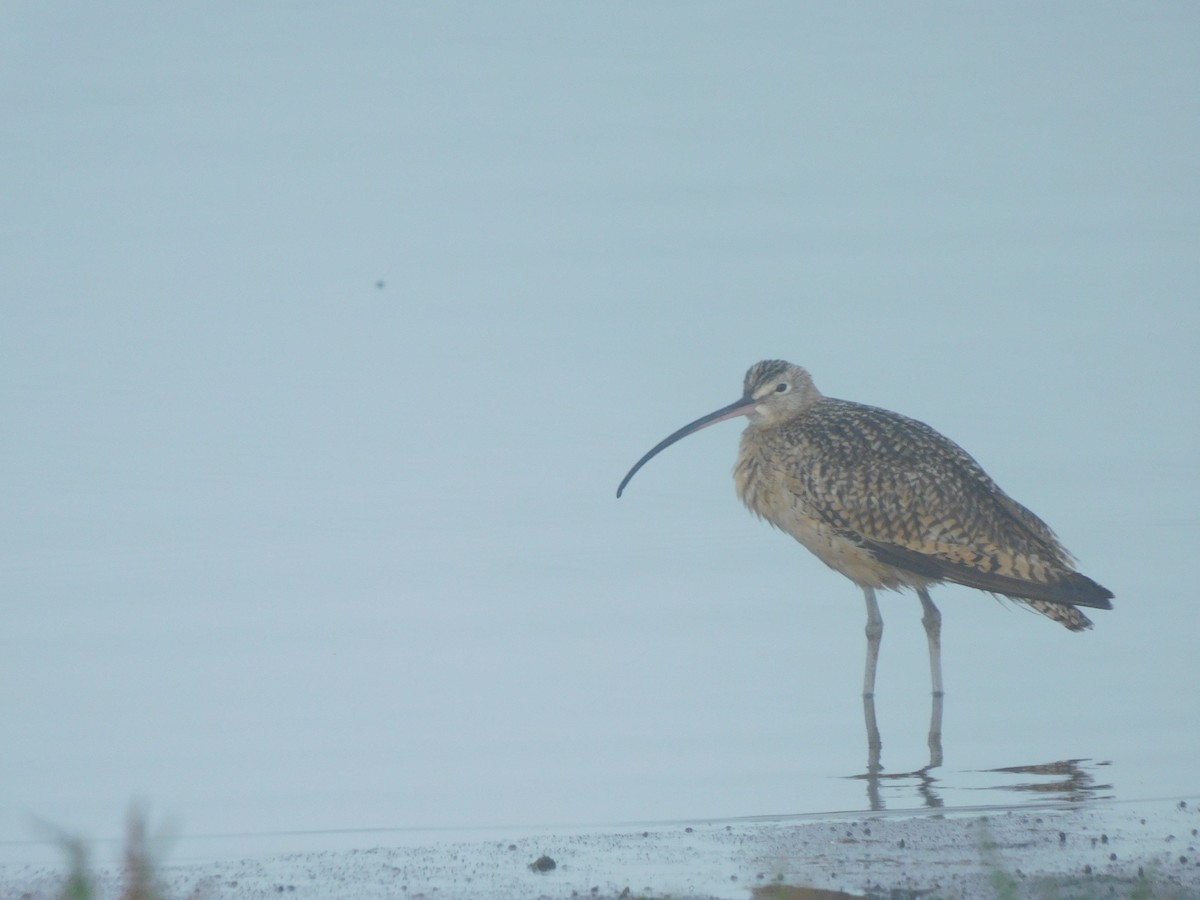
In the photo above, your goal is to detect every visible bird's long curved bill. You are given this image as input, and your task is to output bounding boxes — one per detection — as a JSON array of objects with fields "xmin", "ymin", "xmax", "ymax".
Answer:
[{"xmin": 616, "ymin": 395, "xmax": 756, "ymax": 498}]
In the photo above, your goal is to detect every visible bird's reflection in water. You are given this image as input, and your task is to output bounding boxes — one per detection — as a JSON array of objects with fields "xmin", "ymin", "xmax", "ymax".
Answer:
[
  {"xmin": 852, "ymin": 695, "xmax": 1111, "ymax": 810},
  {"xmin": 855, "ymin": 692, "xmax": 945, "ymax": 811},
  {"xmin": 982, "ymin": 759, "xmax": 1113, "ymax": 802}
]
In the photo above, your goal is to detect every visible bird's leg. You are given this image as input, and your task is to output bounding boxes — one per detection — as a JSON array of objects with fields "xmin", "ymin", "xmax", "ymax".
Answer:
[
  {"xmin": 927, "ymin": 690, "xmax": 944, "ymax": 770},
  {"xmin": 862, "ymin": 693, "xmax": 883, "ymax": 811},
  {"xmin": 917, "ymin": 587, "xmax": 944, "ymax": 697},
  {"xmin": 862, "ymin": 586, "xmax": 883, "ymax": 698}
]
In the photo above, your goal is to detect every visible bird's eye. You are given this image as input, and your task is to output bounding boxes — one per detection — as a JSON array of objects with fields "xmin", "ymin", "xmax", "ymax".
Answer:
[{"xmin": 775, "ymin": 383, "xmax": 790, "ymax": 393}]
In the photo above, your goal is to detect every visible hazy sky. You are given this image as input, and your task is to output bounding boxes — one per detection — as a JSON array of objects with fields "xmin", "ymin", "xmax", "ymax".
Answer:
[{"xmin": 3, "ymin": 3, "xmax": 1198, "ymax": 856}]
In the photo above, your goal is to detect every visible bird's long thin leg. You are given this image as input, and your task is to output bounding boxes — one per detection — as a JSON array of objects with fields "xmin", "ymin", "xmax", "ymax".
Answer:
[
  {"xmin": 927, "ymin": 691, "xmax": 944, "ymax": 770},
  {"xmin": 862, "ymin": 693, "xmax": 883, "ymax": 811},
  {"xmin": 863, "ymin": 586, "xmax": 883, "ymax": 698},
  {"xmin": 917, "ymin": 587, "xmax": 943, "ymax": 697}
]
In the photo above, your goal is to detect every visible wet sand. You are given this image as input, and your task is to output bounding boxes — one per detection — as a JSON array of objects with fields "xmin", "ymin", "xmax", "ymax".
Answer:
[{"xmin": 5, "ymin": 799, "xmax": 1197, "ymax": 899}]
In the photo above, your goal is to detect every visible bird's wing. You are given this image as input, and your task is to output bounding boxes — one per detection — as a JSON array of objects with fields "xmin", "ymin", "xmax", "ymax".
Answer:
[{"xmin": 785, "ymin": 401, "xmax": 1110, "ymax": 609}]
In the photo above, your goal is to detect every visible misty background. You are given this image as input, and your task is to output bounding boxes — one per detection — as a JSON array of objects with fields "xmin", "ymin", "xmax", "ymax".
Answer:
[{"xmin": 3, "ymin": 2, "xmax": 1198, "ymax": 860}]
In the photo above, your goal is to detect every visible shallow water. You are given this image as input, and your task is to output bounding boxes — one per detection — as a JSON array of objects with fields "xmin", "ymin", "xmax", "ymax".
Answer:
[{"xmin": 2, "ymin": 1, "xmax": 1198, "ymax": 872}]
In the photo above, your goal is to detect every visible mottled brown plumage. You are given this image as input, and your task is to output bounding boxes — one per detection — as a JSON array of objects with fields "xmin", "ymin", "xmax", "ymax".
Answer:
[{"xmin": 617, "ymin": 359, "xmax": 1113, "ymax": 695}]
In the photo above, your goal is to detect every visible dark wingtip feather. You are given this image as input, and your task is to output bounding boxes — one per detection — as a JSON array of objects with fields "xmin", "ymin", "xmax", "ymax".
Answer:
[
  {"xmin": 1057, "ymin": 572, "xmax": 1114, "ymax": 610},
  {"xmin": 943, "ymin": 565, "xmax": 1114, "ymax": 612}
]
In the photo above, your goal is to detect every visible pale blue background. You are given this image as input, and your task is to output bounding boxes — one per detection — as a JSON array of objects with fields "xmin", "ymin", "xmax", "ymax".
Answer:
[{"xmin": 3, "ymin": 2, "xmax": 1198, "ymax": 861}]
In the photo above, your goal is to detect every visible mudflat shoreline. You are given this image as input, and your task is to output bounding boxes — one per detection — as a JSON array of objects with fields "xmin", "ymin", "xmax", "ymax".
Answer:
[{"xmin": 5, "ymin": 799, "xmax": 1197, "ymax": 899}]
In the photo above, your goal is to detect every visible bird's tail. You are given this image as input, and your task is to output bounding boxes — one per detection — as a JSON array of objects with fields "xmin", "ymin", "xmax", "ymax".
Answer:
[
  {"xmin": 1021, "ymin": 597, "xmax": 1095, "ymax": 631},
  {"xmin": 956, "ymin": 570, "xmax": 1113, "ymax": 631}
]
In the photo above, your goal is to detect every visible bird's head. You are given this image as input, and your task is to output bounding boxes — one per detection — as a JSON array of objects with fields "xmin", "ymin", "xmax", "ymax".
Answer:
[
  {"xmin": 740, "ymin": 359, "xmax": 822, "ymax": 426},
  {"xmin": 616, "ymin": 359, "xmax": 822, "ymax": 497}
]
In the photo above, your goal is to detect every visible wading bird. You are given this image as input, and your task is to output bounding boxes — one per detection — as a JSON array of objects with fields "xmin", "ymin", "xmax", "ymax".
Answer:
[{"xmin": 617, "ymin": 360, "xmax": 1113, "ymax": 697}]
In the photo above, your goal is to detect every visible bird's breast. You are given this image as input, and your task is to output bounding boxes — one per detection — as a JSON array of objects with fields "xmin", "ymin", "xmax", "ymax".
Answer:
[
  {"xmin": 734, "ymin": 431, "xmax": 818, "ymax": 538},
  {"xmin": 732, "ymin": 428, "xmax": 919, "ymax": 590}
]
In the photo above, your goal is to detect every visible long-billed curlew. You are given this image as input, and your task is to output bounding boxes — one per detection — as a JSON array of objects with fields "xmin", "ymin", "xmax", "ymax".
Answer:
[{"xmin": 617, "ymin": 360, "xmax": 1113, "ymax": 698}]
